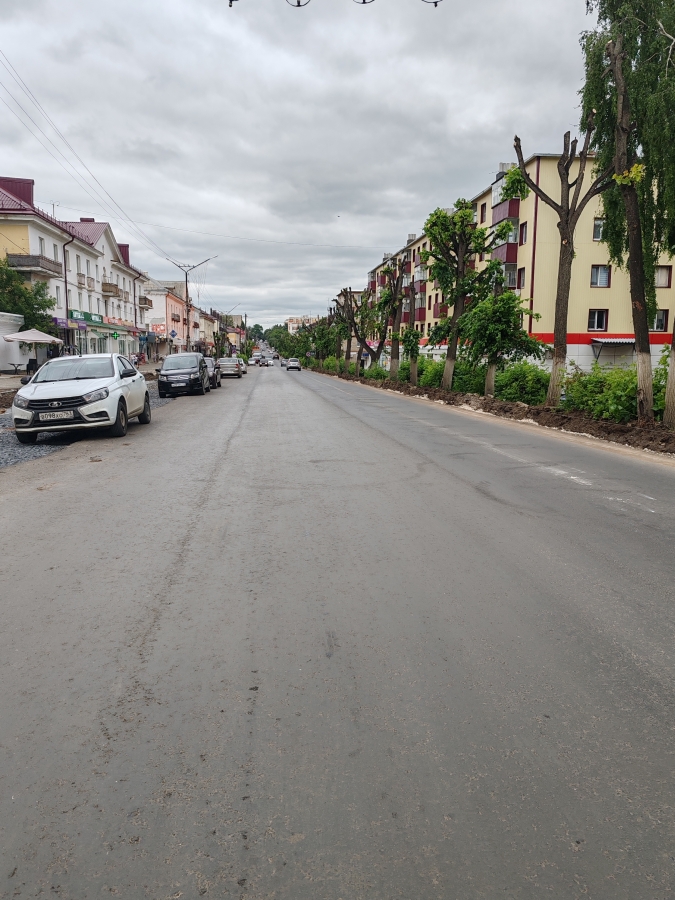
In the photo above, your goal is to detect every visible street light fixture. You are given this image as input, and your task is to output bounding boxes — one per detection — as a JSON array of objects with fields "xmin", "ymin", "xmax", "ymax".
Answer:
[{"xmin": 168, "ymin": 256, "xmax": 217, "ymax": 353}]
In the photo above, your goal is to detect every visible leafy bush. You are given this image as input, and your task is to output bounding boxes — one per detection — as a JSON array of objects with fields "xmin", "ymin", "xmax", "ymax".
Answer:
[
  {"xmin": 363, "ymin": 364, "xmax": 388, "ymax": 380},
  {"xmin": 494, "ymin": 361, "xmax": 550, "ymax": 405},
  {"xmin": 322, "ymin": 356, "xmax": 338, "ymax": 373},
  {"xmin": 419, "ymin": 360, "xmax": 445, "ymax": 388},
  {"xmin": 453, "ymin": 360, "xmax": 487, "ymax": 394},
  {"xmin": 561, "ymin": 363, "xmax": 639, "ymax": 422},
  {"xmin": 397, "ymin": 360, "xmax": 411, "ymax": 382}
]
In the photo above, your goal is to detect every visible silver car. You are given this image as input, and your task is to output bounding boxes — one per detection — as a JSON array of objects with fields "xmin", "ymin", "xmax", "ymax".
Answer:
[
  {"xmin": 287, "ymin": 358, "xmax": 302, "ymax": 371},
  {"xmin": 237, "ymin": 359, "xmax": 248, "ymax": 374},
  {"xmin": 218, "ymin": 358, "xmax": 242, "ymax": 378}
]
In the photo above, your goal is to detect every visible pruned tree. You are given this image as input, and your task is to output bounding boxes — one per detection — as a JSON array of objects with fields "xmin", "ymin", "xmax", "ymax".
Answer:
[
  {"xmin": 424, "ymin": 202, "xmax": 513, "ymax": 391},
  {"xmin": 504, "ymin": 119, "xmax": 614, "ymax": 406},
  {"xmin": 583, "ymin": 0, "xmax": 675, "ymax": 425},
  {"xmin": 381, "ymin": 254, "xmax": 409, "ymax": 379},
  {"xmin": 401, "ymin": 325, "xmax": 421, "ymax": 387},
  {"xmin": 458, "ymin": 290, "xmax": 546, "ymax": 397},
  {"xmin": 336, "ymin": 286, "xmax": 390, "ymax": 371}
]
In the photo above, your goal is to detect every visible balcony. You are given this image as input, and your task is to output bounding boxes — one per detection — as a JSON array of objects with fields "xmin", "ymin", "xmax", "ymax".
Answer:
[
  {"xmin": 413, "ymin": 280, "xmax": 427, "ymax": 295},
  {"xmin": 402, "ymin": 311, "xmax": 410, "ymax": 324},
  {"xmin": 102, "ymin": 281, "xmax": 120, "ymax": 296},
  {"xmin": 77, "ymin": 273, "xmax": 86, "ymax": 287},
  {"xmin": 6, "ymin": 253, "xmax": 63, "ymax": 277},
  {"xmin": 401, "ymin": 260, "xmax": 411, "ymax": 275},
  {"xmin": 492, "ymin": 243, "xmax": 519, "ymax": 264},
  {"xmin": 377, "ymin": 275, "xmax": 387, "ymax": 287},
  {"xmin": 492, "ymin": 198, "xmax": 520, "ymax": 226},
  {"xmin": 415, "ymin": 307, "xmax": 426, "ymax": 322},
  {"xmin": 368, "ymin": 280, "xmax": 376, "ymax": 291},
  {"xmin": 139, "ymin": 294, "xmax": 153, "ymax": 309},
  {"xmin": 124, "ymin": 291, "xmax": 130, "ymax": 301},
  {"xmin": 433, "ymin": 302, "xmax": 449, "ymax": 318},
  {"xmin": 87, "ymin": 276, "xmax": 95, "ymax": 290}
]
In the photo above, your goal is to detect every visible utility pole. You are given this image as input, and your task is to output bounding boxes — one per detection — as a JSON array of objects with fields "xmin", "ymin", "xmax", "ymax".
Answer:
[{"xmin": 168, "ymin": 256, "xmax": 216, "ymax": 352}]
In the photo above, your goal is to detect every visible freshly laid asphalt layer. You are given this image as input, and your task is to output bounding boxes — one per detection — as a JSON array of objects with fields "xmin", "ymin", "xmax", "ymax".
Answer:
[{"xmin": 2, "ymin": 365, "xmax": 675, "ymax": 899}]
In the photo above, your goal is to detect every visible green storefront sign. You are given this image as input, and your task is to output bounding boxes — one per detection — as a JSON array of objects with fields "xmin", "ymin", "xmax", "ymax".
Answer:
[{"xmin": 68, "ymin": 310, "xmax": 104, "ymax": 325}]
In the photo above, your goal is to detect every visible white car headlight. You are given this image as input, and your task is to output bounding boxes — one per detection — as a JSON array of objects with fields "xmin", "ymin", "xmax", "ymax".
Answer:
[
  {"xmin": 13, "ymin": 394, "xmax": 29, "ymax": 409},
  {"xmin": 82, "ymin": 387, "xmax": 110, "ymax": 404}
]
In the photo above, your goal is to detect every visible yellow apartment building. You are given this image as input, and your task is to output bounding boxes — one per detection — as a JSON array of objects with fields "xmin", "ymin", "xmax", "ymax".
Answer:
[{"xmin": 472, "ymin": 156, "xmax": 674, "ymax": 369}]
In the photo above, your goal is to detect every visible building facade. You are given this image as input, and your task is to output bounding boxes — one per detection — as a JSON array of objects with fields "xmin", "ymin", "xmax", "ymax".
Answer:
[{"xmin": 0, "ymin": 177, "xmax": 147, "ymax": 358}]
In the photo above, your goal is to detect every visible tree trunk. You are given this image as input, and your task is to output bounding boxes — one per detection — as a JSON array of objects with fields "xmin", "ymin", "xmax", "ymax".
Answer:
[
  {"xmin": 410, "ymin": 357, "xmax": 418, "ymax": 387},
  {"xmin": 484, "ymin": 362, "xmax": 496, "ymax": 397},
  {"xmin": 389, "ymin": 300, "xmax": 404, "ymax": 380},
  {"xmin": 608, "ymin": 37, "xmax": 654, "ymax": 425},
  {"xmin": 441, "ymin": 296, "xmax": 466, "ymax": 391},
  {"xmin": 345, "ymin": 334, "xmax": 352, "ymax": 367},
  {"xmin": 663, "ymin": 337, "xmax": 675, "ymax": 429},
  {"xmin": 546, "ymin": 236, "xmax": 574, "ymax": 406},
  {"xmin": 620, "ymin": 183, "xmax": 654, "ymax": 424}
]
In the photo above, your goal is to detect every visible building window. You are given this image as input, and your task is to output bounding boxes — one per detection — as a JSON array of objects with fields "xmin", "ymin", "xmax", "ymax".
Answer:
[
  {"xmin": 65, "ymin": 250, "xmax": 70, "ymax": 271},
  {"xmin": 76, "ymin": 254, "xmax": 82, "ymax": 274},
  {"xmin": 505, "ymin": 264, "xmax": 517, "ymax": 289},
  {"xmin": 588, "ymin": 309, "xmax": 609, "ymax": 331},
  {"xmin": 519, "ymin": 222, "xmax": 528, "ymax": 245},
  {"xmin": 480, "ymin": 202, "xmax": 487, "ymax": 224},
  {"xmin": 427, "ymin": 297, "xmax": 431, "ymax": 311},
  {"xmin": 593, "ymin": 218, "xmax": 604, "ymax": 241},
  {"xmin": 97, "ymin": 297, "xmax": 101, "ymax": 314},
  {"xmin": 517, "ymin": 268, "xmax": 526, "ymax": 290},
  {"xmin": 53, "ymin": 244, "xmax": 59, "ymax": 261},
  {"xmin": 39, "ymin": 237, "xmax": 45, "ymax": 256},
  {"xmin": 116, "ymin": 274, "xmax": 120, "ymax": 286},
  {"xmin": 655, "ymin": 265, "xmax": 672, "ymax": 288},
  {"xmin": 77, "ymin": 291, "xmax": 83, "ymax": 310},
  {"xmin": 86, "ymin": 259, "xmax": 91, "ymax": 276},
  {"xmin": 591, "ymin": 265, "xmax": 611, "ymax": 287},
  {"xmin": 652, "ymin": 310, "xmax": 669, "ymax": 331},
  {"xmin": 55, "ymin": 285, "xmax": 61, "ymax": 307},
  {"xmin": 67, "ymin": 289, "xmax": 72, "ymax": 306},
  {"xmin": 95, "ymin": 265, "xmax": 99, "ymax": 282},
  {"xmin": 88, "ymin": 294, "xmax": 92, "ymax": 312}
]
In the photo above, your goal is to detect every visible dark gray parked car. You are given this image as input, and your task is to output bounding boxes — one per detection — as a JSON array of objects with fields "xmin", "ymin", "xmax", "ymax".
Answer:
[{"xmin": 157, "ymin": 353, "xmax": 210, "ymax": 396}]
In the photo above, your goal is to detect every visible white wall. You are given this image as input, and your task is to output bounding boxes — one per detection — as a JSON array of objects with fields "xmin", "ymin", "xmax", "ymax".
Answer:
[{"xmin": 0, "ymin": 312, "xmax": 28, "ymax": 371}]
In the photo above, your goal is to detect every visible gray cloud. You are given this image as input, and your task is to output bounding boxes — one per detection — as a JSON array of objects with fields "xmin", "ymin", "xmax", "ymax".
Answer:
[{"xmin": 1, "ymin": 0, "xmax": 594, "ymax": 326}]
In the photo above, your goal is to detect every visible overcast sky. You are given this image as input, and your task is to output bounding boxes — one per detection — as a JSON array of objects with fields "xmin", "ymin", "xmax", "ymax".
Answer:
[{"xmin": 2, "ymin": 0, "xmax": 595, "ymax": 327}]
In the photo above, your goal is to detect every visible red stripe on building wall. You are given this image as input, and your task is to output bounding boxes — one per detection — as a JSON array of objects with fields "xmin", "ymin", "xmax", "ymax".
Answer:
[{"xmin": 533, "ymin": 332, "xmax": 673, "ymax": 345}]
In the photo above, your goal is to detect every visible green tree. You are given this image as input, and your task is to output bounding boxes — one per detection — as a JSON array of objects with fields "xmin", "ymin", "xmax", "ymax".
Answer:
[
  {"xmin": 582, "ymin": 0, "xmax": 675, "ymax": 424},
  {"xmin": 506, "ymin": 119, "xmax": 614, "ymax": 406},
  {"xmin": 458, "ymin": 291, "xmax": 546, "ymax": 397},
  {"xmin": 250, "ymin": 323, "xmax": 264, "ymax": 343},
  {"xmin": 401, "ymin": 326, "xmax": 421, "ymax": 386},
  {"xmin": 423, "ymin": 202, "xmax": 512, "ymax": 391},
  {"xmin": 0, "ymin": 260, "xmax": 57, "ymax": 333},
  {"xmin": 380, "ymin": 255, "xmax": 408, "ymax": 379}
]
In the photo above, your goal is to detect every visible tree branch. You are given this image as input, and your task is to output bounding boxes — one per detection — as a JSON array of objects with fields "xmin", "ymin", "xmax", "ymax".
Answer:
[{"xmin": 514, "ymin": 135, "xmax": 562, "ymax": 217}]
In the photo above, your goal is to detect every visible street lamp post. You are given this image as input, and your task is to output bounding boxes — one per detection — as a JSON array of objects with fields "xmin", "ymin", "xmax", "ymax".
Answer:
[{"xmin": 168, "ymin": 257, "xmax": 217, "ymax": 352}]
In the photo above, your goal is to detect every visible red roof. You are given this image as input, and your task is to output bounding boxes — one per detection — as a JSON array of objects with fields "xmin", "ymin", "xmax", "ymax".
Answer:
[
  {"xmin": 0, "ymin": 184, "xmax": 94, "ymax": 244},
  {"xmin": 63, "ymin": 220, "xmax": 108, "ymax": 245}
]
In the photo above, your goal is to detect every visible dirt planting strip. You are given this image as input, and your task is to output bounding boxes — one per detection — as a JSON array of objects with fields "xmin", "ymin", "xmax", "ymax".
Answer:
[{"xmin": 314, "ymin": 370, "xmax": 675, "ymax": 455}]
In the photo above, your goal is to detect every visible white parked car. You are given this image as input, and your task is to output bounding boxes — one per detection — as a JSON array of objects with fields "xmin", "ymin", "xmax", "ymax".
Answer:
[
  {"xmin": 12, "ymin": 353, "xmax": 150, "ymax": 444},
  {"xmin": 287, "ymin": 358, "xmax": 302, "ymax": 371}
]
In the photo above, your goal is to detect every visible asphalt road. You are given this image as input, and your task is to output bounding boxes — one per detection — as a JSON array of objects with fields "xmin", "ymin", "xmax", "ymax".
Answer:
[{"xmin": 2, "ymin": 365, "xmax": 675, "ymax": 899}]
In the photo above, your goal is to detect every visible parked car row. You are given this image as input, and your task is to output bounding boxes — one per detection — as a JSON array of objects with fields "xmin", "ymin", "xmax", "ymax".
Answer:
[{"xmin": 158, "ymin": 353, "xmax": 249, "ymax": 396}]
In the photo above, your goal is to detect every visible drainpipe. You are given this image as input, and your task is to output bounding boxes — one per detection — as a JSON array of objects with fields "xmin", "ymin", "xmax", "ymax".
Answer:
[
  {"xmin": 63, "ymin": 234, "xmax": 75, "ymax": 354},
  {"xmin": 132, "ymin": 271, "xmax": 141, "ymax": 357}
]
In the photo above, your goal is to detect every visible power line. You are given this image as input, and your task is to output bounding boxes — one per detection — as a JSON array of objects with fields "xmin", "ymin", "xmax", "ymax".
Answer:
[
  {"xmin": 0, "ymin": 49, "xmax": 178, "ymax": 264},
  {"xmin": 35, "ymin": 201, "xmax": 393, "ymax": 251}
]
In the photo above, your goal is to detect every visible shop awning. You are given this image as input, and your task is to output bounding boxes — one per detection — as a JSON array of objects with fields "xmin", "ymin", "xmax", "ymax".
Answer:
[{"xmin": 591, "ymin": 337, "xmax": 635, "ymax": 360}]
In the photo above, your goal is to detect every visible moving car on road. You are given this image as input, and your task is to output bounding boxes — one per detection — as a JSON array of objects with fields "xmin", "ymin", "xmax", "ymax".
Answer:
[
  {"xmin": 12, "ymin": 353, "xmax": 151, "ymax": 444},
  {"xmin": 218, "ymin": 358, "xmax": 242, "ymax": 378},
  {"xmin": 237, "ymin": 358, "xmax": 248, "ymax": 374},
  {"xmin": 204, "ymin": 357, "xmax": 221, "ymax": 389},
  {"xmin": 287, "ymin": 358, "xmax": 302, "ymax": 371},
  {"xmin": 247, "ymin": 357, "xmax": 256, "ymax": 366},
  {"xmin": 281, "ymin": 358, "xmax": 287, "ymax": 367},
  {"xmin": 158, "ymin": 353, "xmax": 210, "ymax": 397}
]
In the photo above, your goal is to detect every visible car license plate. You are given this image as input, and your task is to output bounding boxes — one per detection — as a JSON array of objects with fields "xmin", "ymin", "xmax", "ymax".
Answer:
[
  {"xmin": 173, "ymin": 382, "xmax": 187, "ymax": 387},
  {"xmin": 39, "ymin": 410, "xmax": 74, "ymax": 421}
]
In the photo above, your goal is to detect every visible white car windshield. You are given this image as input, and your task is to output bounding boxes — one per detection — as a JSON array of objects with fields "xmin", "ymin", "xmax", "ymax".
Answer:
[
  {"xmin": 34, "ymin": 357, "xmax": 114, "ymax": 382},
  {"xmin": 164, "ymin": 355, "xmax": 200, "ymax": 370}
]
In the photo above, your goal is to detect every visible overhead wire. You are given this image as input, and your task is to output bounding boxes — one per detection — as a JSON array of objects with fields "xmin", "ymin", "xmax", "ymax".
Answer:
[{"xmin": 0, "ymin": 50, "xmax": 180, "ymax": 264}]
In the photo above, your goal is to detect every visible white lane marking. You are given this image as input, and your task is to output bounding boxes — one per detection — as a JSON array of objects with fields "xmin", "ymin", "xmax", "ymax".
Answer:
[{"xmin": 639, "ymin": 493, "xmax": 657, "ymax": 501}]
